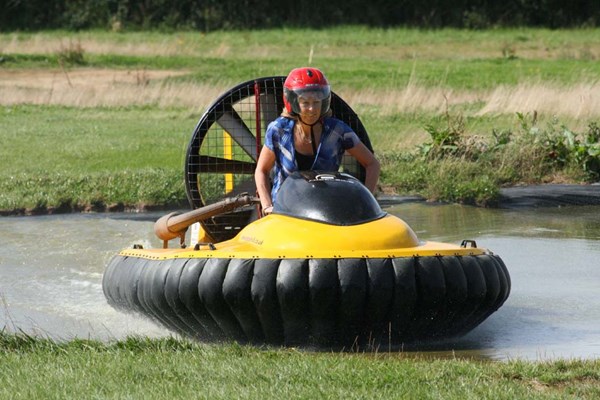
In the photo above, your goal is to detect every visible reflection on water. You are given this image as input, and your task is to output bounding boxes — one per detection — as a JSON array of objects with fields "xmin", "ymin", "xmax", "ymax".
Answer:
[
  {"xmin": 1, "ymin": 205, "xmax": 599, "ymax": 360},
  {"xmin": 389, "ymin": 203, "xmax": 600, "ymax": 242}
]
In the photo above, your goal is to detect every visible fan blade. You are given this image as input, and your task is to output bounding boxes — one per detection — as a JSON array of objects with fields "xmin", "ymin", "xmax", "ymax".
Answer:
[
  {"xmin": 217, "ymin": 108, "xmax": 258, "ymax": 161},
  {"xmin": 198, "ymin": 155, "xmax": 256, "ymax": 174}
]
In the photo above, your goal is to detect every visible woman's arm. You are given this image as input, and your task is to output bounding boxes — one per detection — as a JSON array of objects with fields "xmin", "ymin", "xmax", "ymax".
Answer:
[
  {"xmin": 254, "ymin": 146, "xmax": 277, "ymax": 214},
  {"xmin": 347, "ymin": 142, "xmax": 380, "ymax": 193}
]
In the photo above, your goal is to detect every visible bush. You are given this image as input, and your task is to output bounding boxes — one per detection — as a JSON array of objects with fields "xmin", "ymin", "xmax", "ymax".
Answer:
[
  {"xmin": 379, "ymin": 112, "xmax": 599, "ymax": 206},
  {"xmin": 515, "ymin": 113, "xmax": 600, "ymax": 181},
  {"xmin": 3, "ymin": 0, "xmax": 600, "ymax": 31},
  {"xmin": 56, "ymin": 40, "xmax": 86, "ymax": 65}
]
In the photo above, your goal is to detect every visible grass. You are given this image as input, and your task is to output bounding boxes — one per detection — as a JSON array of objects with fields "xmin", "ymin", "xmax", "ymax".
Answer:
[
  {"xmin": 4, "ymin": 27, "xmax": 600, "ymax": 91},
  {"xmin": 0, "ymin": 105, "xmax": 193, "ymax": 212},
  {"xmin": 3, "ymin": 51, "xmax": 600, "ymax": 90},
  {"xmin": 3, "ymin": 104, "xmax": 586, "ymax": 212},
  {"xmin": 3, "ymin": 27, "xmax": 600, "ymax": 59},
  {"xmin": 0, "ymin": 169, "xmax": 186, "ymax": 213},
  {"xmin": 0, "ymin": 105, "xmax": 191, "ymax": 174},
  {"xmin": 1, "ymin": 27, "xmax": 600, "ymax": 212},
  {"xmin": 1, "ymin": 332, "xmax": 599, "ymax": 399}
]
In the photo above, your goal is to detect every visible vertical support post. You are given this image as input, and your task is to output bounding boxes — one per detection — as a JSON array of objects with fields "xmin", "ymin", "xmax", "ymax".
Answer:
[
  {"xmin": 254, "ymin": 80, "xmax": 262, "ymax": 157},
  {"xmin": 223, "ymin": 131, "xmax": 233, "ymax": 193},
  {"xmin": 254, "ymin": 80, "xmax": 264, "ymax": 217}
]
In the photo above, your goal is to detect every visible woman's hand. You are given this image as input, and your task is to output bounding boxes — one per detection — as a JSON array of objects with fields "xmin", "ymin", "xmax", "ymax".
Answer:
[
  {"xmin": 262, "ymin": 205, "xmax": 274, "ymax": 215},
  {"xmin": 347, "ymin": 142, "xmax": 380, "ymax": 193}
]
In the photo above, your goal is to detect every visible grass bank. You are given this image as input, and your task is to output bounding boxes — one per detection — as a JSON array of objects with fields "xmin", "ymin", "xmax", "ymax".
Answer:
[
  {"xmin": 1, "ymin": 333, "xmax": 599, "ymax": 399},
  {"xmin": 3, "ymin": 104, "xmax": 597, "ymax": 212},
  {"xmin": 1, "ymin": 28, "xmax": 600, "ymax": 213},
  {"xmin": 0, "ymin": 105, "xmax": 192, "ymax": 213}
]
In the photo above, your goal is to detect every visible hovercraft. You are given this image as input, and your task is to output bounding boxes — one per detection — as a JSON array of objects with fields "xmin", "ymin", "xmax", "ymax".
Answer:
[
  {"xmin": 103, "ymin": 171, "xmax": 510, "ymax": 348},
  {"xmin": 102, "ymin": 77, "xmax": 510, "ymax": 349}
]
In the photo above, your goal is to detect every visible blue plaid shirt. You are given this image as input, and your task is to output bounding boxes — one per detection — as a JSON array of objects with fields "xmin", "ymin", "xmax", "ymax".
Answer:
[{"xmin": 264, "ymin": 116, "xmax": 360, "ymax": 203}]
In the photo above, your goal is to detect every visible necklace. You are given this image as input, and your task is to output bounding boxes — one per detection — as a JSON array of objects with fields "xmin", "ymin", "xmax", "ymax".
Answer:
[{"xmin": 295, "ymin": 125, "xmax": 312, "ymax": 143}]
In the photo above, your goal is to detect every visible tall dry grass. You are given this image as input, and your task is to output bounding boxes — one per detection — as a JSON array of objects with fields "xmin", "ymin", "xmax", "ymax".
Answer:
[
  {"xmin": 0, "ymin": 69, "xmax": 227, "ymax": 110},
  {"xmin": 2, "ymin": 68, "xmax": 600, "ymax": 122},
  {"xmin": 476, "ymin": 82, "xmax": 600, "ymax": 119},
  {"xmin": 2, "ymin": 32, "xmax": 600, "ymax": 60},
  {"xmin": 0, "ymin": 35, "xmax": 218, "ymax": 57}
]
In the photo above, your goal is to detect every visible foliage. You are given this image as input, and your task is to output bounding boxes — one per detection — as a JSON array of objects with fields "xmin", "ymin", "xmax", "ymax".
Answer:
[
  {"xmin": 381, "ymin": 112, "xmax": 600, "ymax": 205},
  {"xmin": 56, "ymin": 39, "xmax": 86, "ymax": 65},
  {"xmin": 419, "ymin": 111, "xmax": 600, "ymax": 181},
  {"xmin": 417, "ymin": 111, "xmax": 493, "ymax": 163},
  {"xmin": 380, "ymin": 155, "xmax": 499, "ymax": 206},
  {"xmin": 417, "ymin": 110, "xmax": 465, "ymax": 159},
  {"xmin": 1, "ymin": 0, "xmax": 599, "ymax": 31},
  {"xmin": 515, "ymin": 113, "xmax": 600, "ymax": 180}
]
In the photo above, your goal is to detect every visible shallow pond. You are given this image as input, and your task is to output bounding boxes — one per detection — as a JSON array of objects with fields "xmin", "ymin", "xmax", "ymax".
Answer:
[{"xmin": 1, "ymin": 203, "xmax": 599, "ymax": 361}]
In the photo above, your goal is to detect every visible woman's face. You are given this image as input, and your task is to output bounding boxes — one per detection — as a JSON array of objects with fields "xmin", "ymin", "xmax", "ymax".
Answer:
[{"xmin": 297, "ymin": 92, "xmax": 322, "ymax": 124}]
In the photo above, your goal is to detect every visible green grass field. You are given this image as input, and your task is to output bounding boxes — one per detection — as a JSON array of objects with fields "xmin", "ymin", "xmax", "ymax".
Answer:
[
  {"xmin": 1, "ymin": 333, "xmax": 599, "ymax": 399},
  {"xmin": 1, "ymin": 27, "xmax": 599, "ymax": 212},
  {"xmin": 0, "ymin": 105, "xmax": 191, "ymax": 212}
]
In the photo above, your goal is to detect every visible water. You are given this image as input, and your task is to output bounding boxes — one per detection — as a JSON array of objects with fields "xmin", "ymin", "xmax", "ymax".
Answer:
[
  {"xmin": 391, "ymin": 203, "xmax": 600, "ymax": 360},
  {"xmin": 1, "ymin": 204, "xmax": 599, "ymax": 361},
  {"xmin": 0, "ymin": 212, "xmax": 169, "ymax": 341}
]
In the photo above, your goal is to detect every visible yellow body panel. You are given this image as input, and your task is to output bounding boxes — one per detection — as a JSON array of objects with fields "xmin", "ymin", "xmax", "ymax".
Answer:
[
  {"xmin": 223, "ymin": 131, "xmax": 233, "ymax": 193},
  {"xmin": 120, "ymin": 214, "xmax": 488, "ymax": 260}
]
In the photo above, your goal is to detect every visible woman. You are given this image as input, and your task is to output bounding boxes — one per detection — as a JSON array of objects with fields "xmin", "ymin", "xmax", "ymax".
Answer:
[{"xmin": 255, "ymin": 67, "xmax": 380, "ymax": 215}]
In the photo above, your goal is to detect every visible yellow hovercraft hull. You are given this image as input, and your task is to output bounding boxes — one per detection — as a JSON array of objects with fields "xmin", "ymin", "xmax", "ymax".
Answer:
[
  {"xmin": 119, "ymin": 213, "xmax": 488, "ymax": 260},
  {"xmin": 104, "ymin": 171, "xmax": 510, "ymax": 348}
]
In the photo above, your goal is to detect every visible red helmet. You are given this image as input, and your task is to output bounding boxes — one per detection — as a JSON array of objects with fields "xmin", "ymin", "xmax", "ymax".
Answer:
[{"xmin": 283, "ymin": 67, "xmax": 331, "ymax": 117}]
